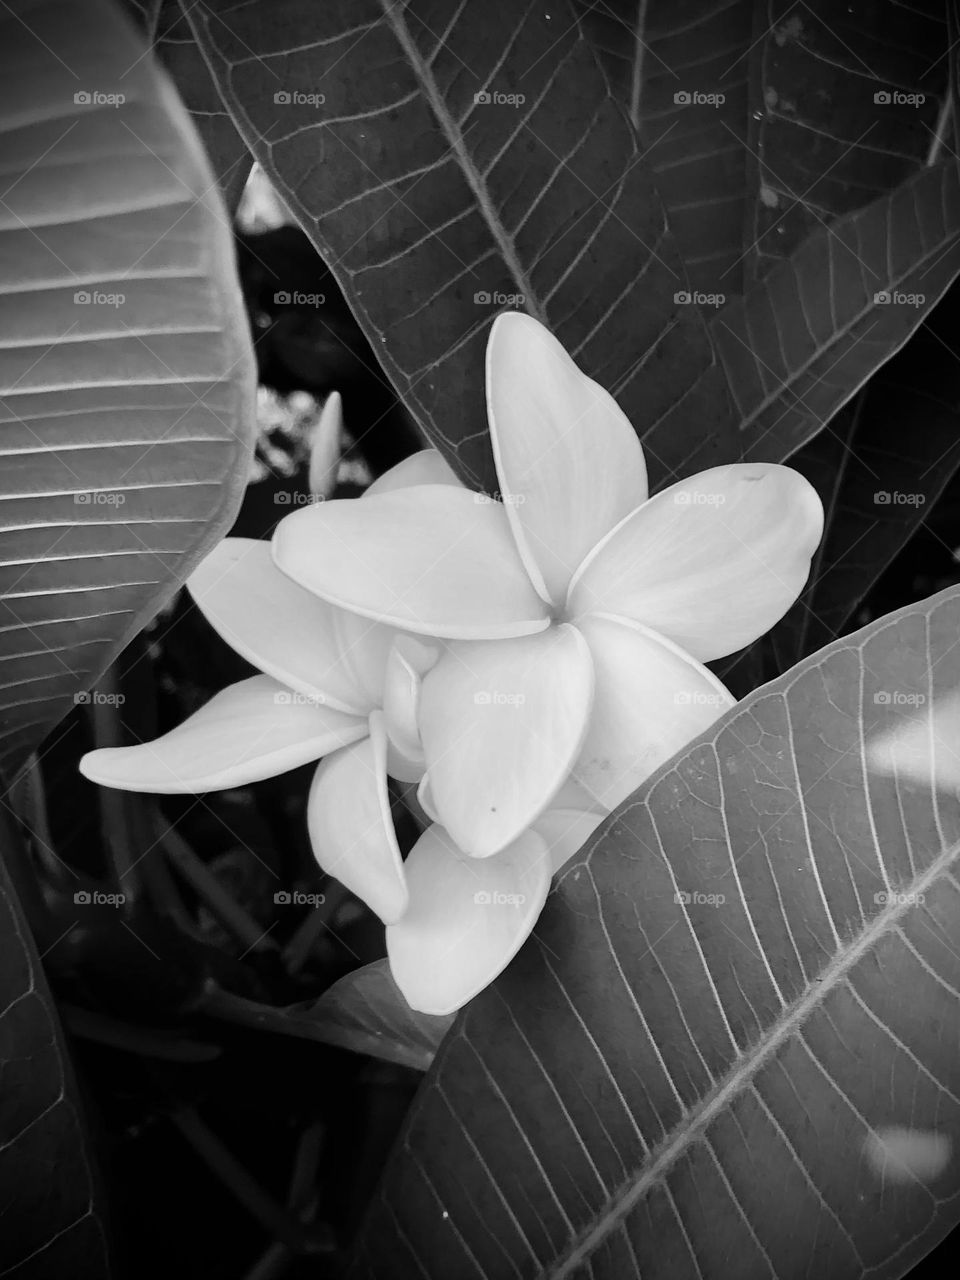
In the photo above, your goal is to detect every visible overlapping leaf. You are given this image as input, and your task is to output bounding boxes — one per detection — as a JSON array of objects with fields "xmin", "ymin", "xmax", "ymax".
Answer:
[
  {"xmin": 181, "ymin": 0, "xmax": 731, "ymax": 493},
  {"xmin": 576, "ymin": 1, "xmax": 952, "ymax": 297},
  {"xmin": 152, "ymin": 0, "xmax": 253, "ymax": 212},
  {"xmin": 352, "ymin": 585, "xmax": 960, "ymax": 1279},
  {"xmin": 772, "ymin": 283, "xmax": 960, "ymax": 669},
  {"xmin": 681, "ymin": 162, "xmax": 960, "ymax": 477},
  {"xmin": 0, "ymin": 0, "xmax": 256, "ymax": 778},
  {"xmin": 0, "ymin": 820, "xmax": 110, "ymax": 1278}
]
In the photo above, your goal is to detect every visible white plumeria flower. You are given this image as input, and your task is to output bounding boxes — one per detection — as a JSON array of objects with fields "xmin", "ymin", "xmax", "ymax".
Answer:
[
  {"xmin": 272, "ymin": 313, "xmax": 825, "ymax": 861},
  {"xmin": 78, "ymin": 526, "xmax": 428, "ymax": 925}
]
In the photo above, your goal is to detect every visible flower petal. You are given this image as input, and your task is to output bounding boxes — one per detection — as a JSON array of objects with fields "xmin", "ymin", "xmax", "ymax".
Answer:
[
  {"xmin": 418, "ymin": 624, "xmax": 594, "ymax": 857},
  {"xmin": 80, "ymin": 675, "xmax": 367, "ymax": 793},
  {"xmin": 385, "ymin": 740, "xmax": 426, "ymax": 785},
  {"xmin": 272, "ymin": 486, "xmax": 550, "ymax": 639},
  {"xmin": 486, "ymin": 313, "xmax": 647, "ymax": 606},
  {"xmin": 382, "ymin": 635, "xmax": 440, "ymax": 763},
  {"xmin": 572, "ymin": 614, "xmax": 735, "ymax": 809},
  {"xmin": 417, "ymin": 773, "xmax": 440, "ymax": 823},
  {"xmin": 386, "ymin": 824, "xmax": 550, "ymax": 1014},
  {"xmin": 331, "ymin": 608, "xmax": 397, "ymax": 709},
  {"xmin": 307, "ymin": 711, "xmax": 408, "ymax": 924},
  {"xmin": 187, "ymin": 538, "xmax": 374, "ymax": 714},
  {"xmin": 567, "ymin": 464, "xmax": 823, "ymax": 660},
  {"xmin": 365, "ymin": 448, "xmax": 461, "ymax": 496},
  {"xmin": 534, "ymin": 807, "xmax": 606, "ymax": 874}
]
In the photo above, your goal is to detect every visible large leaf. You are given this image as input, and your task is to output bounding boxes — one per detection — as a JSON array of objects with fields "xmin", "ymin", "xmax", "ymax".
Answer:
[
  {"xmin": 178, "ymin": 0, "xmax": 732, "ymax": 493},
  {"xmin": 671, "ymin": 161, "xmax": 960, "ymax": 477},
  {"xmin": 0, "ymin": 815, "xmax": 110, "ymax": 1277},
  {"xmin": 353, "ymin": 585, "xmax": 960, "ymax": 1278},
  {"xmin": 577, "ymin": 2, "xmax": 951, "ymax": 297},
  {"xmin": 772, "ymin": 283, "xmax": 960, "ymax": 668},
  {"xmin": 175, "ymin": 0, "xmax": 960, "ymax": 495},
  {"xmin": 152, "ymin": 0, "xmax": 253, "ymax": 213},
  {"xmin": 633, "ymin": 1, "xmax": 948, "ymax": 279},
  {"xmin": 0, "ymin": 0, "xmax": 256, "ymax": 778},
  {"xmin": 574, "ymin": 0, "xmax": 754, "ymax": 299}
]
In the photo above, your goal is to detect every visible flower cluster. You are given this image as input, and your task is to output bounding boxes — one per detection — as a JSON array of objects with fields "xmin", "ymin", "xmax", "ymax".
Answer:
[{"xmin": 81, "ymin": 316, "xmax": 823, "ymax": 1014}]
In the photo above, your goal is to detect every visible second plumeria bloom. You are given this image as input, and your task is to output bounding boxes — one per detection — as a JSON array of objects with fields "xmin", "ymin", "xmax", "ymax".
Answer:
[
  {"xmin": 79, "ymin": 532, "xmax": 421, "ymax": 924},
  {"xmin": 272, "ymin": 314, "xmax": 825, "ymax": 857}
]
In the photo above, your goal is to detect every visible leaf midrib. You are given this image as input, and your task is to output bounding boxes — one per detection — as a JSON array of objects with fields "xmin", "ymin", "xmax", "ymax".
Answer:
[
  {"xmin": 377, "ymin": 0, "xmax": 542, "ymax": 323},
  {"xmin": 547, "ymin": 830, "xmax": 960, "ymax": 1276}
]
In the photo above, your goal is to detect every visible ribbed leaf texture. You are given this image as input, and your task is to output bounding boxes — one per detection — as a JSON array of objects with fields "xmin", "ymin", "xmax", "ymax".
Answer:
[
  {"xmin": 353, "ymin": 585, "xmax": 960, "ymax": 1279},
  {"xmin": 0, "ymin": 0, "xmax": 256, "ymax": 779}
]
